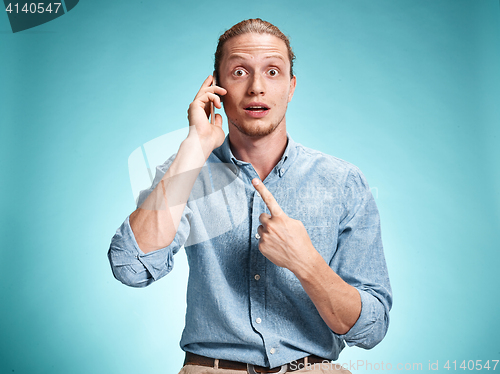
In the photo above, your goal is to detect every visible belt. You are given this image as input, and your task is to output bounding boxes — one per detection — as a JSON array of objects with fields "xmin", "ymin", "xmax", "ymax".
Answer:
[{"xmin": 183, "ymin": 352, "xmax": 330, "ymax": 373}]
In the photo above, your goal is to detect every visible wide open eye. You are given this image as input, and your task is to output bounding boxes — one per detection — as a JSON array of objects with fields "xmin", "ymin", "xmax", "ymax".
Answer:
[
  {"xmin": 268, "ymin": 69, "xmax": 278, "ymax": 77},
  {"xmin": 233, "ymin": 69, "xmax": 246, "ymax": 77}
]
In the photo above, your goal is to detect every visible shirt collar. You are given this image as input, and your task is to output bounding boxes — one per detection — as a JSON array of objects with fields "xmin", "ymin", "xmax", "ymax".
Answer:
[{"xmin": 213, "ymin": 133, "xmax": 298, "ymax": 178}]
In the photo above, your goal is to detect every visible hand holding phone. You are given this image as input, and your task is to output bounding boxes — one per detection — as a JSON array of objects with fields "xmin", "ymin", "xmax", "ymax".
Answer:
[{"xmin": 187, "ymin": 75, "xmax": 226, "ymax": 152}]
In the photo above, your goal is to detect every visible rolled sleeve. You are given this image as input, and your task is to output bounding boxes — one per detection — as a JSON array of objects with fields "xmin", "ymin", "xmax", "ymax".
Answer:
[
  {"xmin": 107, "ymin": 211, "xmax": 190, "ymax": 288},
  {"xmin": 108, "ymin": 154, "xmax": 192, "ymax": 287},
  {"xmin": 332, "ymin": 167, "xmax": 392, "ymax": 349},
  {"xmin": 339, "ymin": 288, "xmax": 390, "ymax": 349}
]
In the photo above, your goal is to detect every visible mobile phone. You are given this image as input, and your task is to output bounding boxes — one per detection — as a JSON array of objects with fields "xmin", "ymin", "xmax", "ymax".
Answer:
[{"xmin": 211, "ymin": 76, "xmax": 216, "ymax": 125}]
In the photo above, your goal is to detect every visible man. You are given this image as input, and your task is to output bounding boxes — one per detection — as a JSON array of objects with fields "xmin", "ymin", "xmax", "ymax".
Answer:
[{"xmin": 108, "ymin": 19, "xmax": 392, "ymax": 374}]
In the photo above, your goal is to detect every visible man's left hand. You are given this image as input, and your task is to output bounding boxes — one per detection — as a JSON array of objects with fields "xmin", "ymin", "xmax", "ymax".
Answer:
[
  {"xmin": 252, "ymin": 178, "xmax": 362, "ymax": 334},
  {"xmin": 252, "ymin": 178, "xmax": 319, "ymax": 273}
]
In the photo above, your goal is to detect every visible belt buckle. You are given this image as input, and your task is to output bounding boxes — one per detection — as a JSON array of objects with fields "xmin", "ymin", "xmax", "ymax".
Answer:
[{"xmin": 247, "ymin": 363, "xmax": 287, "ymax": 374}]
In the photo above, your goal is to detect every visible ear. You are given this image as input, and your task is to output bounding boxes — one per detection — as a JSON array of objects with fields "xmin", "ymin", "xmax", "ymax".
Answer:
[{"xmin": 288, "ymin": 75, "xmax": 297, "ymax": 103}]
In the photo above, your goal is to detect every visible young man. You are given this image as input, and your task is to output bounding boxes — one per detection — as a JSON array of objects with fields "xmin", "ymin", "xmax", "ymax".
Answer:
[{"xmin": 108, "ymin": 19, "xmax": 392, "ymax": 374}]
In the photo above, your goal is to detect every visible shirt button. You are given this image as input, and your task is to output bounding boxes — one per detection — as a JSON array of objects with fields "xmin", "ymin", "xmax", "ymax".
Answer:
[
  {"xmin": 255, "ymin": 233, "xmax": 260, "ymax": 239},
  {"xmin": 270, "ymin": 348, "xmax": 276, "ymax": 354},
  {"xmin": 256, "ymin": 318, "xmax": 262, "ymax": 324},
  {"xmin": 254, "ymin": 274, "xmax": 260, "ymax": 281},
  {"xmin": 255, "ymin": 192, "xmax": 261, "ymax": 198}
]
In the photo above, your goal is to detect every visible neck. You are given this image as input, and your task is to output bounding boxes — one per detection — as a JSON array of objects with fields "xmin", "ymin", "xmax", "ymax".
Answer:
[{"xmin": 228, "ymin": 125, "xmax": 288, "ymax": 181}]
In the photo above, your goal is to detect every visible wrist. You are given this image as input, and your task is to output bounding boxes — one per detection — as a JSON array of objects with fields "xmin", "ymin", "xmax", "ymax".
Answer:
[
  {"xmin": 184, "ymin": 131, "xmax": 215, "ymax": 159},
  {"xmin": 290, "ymin": 246, "xmax": 325, "ymax": 282}
]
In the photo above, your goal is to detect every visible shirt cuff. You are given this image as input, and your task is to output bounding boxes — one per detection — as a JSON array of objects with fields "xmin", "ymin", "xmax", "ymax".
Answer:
[
  {"xmin": 109, "ymin": 216, "xmax": 178, "ymax": 282},
  {"xmin": 337, "ymin": 288, "xmax": 387, "ymax": 349}
]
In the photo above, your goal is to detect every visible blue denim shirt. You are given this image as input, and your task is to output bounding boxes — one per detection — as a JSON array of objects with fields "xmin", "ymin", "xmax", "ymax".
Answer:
[{"xmin": 108, "ymin": 134, "xmax": 392, "ymax": 368}]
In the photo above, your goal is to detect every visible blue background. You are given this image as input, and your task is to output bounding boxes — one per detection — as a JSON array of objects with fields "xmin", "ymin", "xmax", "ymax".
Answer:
[{"xmin": 1, "ymin": 0, "xmax": 499, "ymax": 373}]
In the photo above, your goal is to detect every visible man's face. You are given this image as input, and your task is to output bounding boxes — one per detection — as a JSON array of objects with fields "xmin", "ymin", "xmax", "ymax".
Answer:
[{"xmin": 218, "ymin": 33, "xmax": 296, "ymax": 137}]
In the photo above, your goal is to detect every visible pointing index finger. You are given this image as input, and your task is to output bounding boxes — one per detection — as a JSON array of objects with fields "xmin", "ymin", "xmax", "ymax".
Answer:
[{"xmin": 252, "ymin": 178, "xmax": 284, "ymax": 217}]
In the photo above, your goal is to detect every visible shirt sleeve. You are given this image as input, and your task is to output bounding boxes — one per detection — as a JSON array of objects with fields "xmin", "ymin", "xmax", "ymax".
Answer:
[
  {"xmin": 332, "ymin": 166, "xmax": 393, "ymax": 349},
  {"xmin": 107, "ymin": 156, "xmax": 192, "ymax": 288}
]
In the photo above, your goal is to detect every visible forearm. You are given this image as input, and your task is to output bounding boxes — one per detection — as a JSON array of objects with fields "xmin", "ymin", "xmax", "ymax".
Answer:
[
  {"xmin": 294, "ymin": 251, "xmax": 362, "ymax": 335},
  {"xmin": 130, "ymin": 130, "xmax": 212, "ymax": 254}
]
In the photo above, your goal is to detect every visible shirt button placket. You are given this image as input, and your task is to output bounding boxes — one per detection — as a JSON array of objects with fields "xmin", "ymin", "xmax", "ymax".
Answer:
[{"xmin": 249, "ymin": 184, "xmax": 266, "ymax": 335}]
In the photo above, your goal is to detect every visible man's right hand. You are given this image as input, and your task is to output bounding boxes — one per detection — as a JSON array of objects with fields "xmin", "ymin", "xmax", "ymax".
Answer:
[{"xmin": 187, "ymin": 75, "xmax": 227, "ymax": 155}]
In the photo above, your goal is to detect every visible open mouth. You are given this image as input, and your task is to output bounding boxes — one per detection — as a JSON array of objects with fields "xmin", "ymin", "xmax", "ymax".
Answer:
[
  {"xmin": 244, "ymin": 105, "xmax": 270, "ymax": 112},
  {"xmin": 244, "ymin": 103, "xmax": 270, "ymax": 118}
]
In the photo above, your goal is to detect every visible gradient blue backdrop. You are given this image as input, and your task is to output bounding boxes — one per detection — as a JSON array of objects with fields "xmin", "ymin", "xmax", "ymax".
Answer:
[{"xmin": 1, "ymin": 1, "xmax": 499, "ymax": 373}]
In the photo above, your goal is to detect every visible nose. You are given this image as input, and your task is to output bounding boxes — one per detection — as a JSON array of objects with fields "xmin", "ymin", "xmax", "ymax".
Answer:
[{"xmin": 247, "ymin": 73, "xmax": 265, "ymax": 96}]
